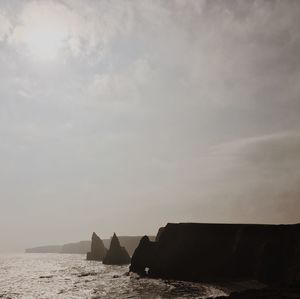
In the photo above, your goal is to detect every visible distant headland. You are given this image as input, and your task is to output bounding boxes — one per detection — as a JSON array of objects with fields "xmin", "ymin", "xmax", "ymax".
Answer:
[{"xmin": 25, "ymin": 235, "xmax": 155, "ymax": 256}]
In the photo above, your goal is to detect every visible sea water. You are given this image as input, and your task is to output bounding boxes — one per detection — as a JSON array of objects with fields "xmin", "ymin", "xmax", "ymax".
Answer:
[{"xmin": 0, "ymin": 253, "xmax": 230, "ymax": 298}]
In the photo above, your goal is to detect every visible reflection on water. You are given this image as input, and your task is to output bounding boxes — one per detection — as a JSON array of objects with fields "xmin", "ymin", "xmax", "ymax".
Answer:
[{"xmin": 0, "ymin": 253, "xmax": 228, "ymax": 298}]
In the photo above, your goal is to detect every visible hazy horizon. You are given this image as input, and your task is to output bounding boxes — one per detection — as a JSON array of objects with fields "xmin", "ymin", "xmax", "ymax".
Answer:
[{"xmin": 1, "ymin": 0, "xmax": 300, "ymax": 252}]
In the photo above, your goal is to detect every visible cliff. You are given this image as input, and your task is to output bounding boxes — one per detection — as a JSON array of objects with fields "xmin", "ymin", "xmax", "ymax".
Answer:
[
  {"xmin": 61, "ymin": 241, "xmax": 91, "ymax": 254},
  {"xmin": 130, "ymin": 223, "xmax": 300, "ymax": 285},
  {"xmin": 214, "ymin": 285, "xmax": 300, "ymax": 299},
  {"xmin": 103, "ymin": 233, "xmax": 131, "ymax": 265},
  {"xmin": 86, "ymin": 232, "xmax": 107, "ymax": 261}
]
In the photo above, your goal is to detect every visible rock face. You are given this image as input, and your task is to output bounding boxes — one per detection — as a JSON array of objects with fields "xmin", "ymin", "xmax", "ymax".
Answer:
[
  {"xmin": 130, "ymin": 223, "xmax": 300, "ymax": 285},
  {"xmin": 86, "ymin": 232, "xmax": 107, "ymax": 261},
  {"xmin": 103, "ymin": 233, "xmax": 131, "ymax": 265},
  {"xmin": 214, "ymin": 285, "xmax": 300, "ymax": 299}
]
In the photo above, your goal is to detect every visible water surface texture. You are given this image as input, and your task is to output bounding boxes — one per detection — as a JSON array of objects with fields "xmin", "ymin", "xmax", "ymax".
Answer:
[{"xmin": 0, "ymin": 253, "xmax": 229, "ymax": 298}]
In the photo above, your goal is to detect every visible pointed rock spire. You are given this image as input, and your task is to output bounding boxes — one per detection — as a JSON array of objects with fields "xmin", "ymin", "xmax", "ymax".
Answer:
[
  {"xmin": 103, "ymin": 232, "xmax": 131, "ymax": 265},
  {"xmin": 110, "ymin": 232, "xmax": 121, "ymax": 249},
  {"xmin": 86, "ymin": 232, "xmax": 107, "ymax": 261}
]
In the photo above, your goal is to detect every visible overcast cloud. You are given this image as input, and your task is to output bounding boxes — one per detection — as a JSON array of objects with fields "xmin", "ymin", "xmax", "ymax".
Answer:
[{"xmin": 0, "ymin": 0, "xmax": 300, "ymax": 252}]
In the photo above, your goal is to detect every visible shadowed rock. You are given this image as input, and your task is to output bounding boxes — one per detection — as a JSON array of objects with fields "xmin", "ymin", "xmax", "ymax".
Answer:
[
  {"xmin": 103, "ymin": 233, "xmax": 131, "ymax": 265},
  {"xmin": 129, "ymin": 236, "xmax": 158, "ymax": 275},
  {"xmin": 86, "ymin": 232, "xmax": 107, "ymax": 261},
  {"xmin": 130, "ymin": 223, "xmax": 300, "ymax": 286},
  {"xmin": 214, "ymin": 285, "xmax": 300, "ymax": 299}
]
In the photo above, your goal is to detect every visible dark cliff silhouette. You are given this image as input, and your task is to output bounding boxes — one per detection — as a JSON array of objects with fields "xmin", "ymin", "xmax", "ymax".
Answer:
[
  {"xmin": 130, "ymin": 222, "xmax": 300, "ymax": 286},
  {"xmin": 103, "ymin": 233, "xmax": 131, "ymax": 265},
  {"xmin": 86, "ymin": 232, "xmax": 107, "ymax": 261},
  {"xmin": 214, "ymin": 285, "xmax": 300, "ymax": 299}
]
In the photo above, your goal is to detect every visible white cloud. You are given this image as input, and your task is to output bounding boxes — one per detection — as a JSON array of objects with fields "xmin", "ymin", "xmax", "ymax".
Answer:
[
  {"xmin": 87, "ymin": 59, "xmax": 153, "ymax": 101},
  {"xmin": 8, "ymin": 0, "xmax": 134, "ymax": 59},
  {"xmin": 0, "ymin": 11, "xmax": 11, "ymax": 41},
  {"xmin": 1, "ymin": 0, "xmax": 300, "ymax": 250}
]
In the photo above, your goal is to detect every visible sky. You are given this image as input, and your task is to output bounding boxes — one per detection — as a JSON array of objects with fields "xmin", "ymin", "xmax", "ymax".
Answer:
[{"xmin": 0, "ymin": 0, "xmax": 300, "ymax": 252}]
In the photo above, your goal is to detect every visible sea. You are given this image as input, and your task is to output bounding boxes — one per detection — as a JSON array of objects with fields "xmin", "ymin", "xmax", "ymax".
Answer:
[{"xmin": 0, "ymin": 253, "xmax": 260, "ymax": 299}]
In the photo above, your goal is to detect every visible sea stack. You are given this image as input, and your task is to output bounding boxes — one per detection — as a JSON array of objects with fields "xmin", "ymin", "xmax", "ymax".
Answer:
[
  {"xmin": 103, "ymin": 233, "xmax": 131, "ymax": 265},
  {"xmin": 86, "ymin": 232, "xmax": 107, "ymax": 261}
]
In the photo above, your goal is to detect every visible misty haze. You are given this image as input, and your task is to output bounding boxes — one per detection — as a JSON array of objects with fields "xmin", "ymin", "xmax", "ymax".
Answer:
[{"xmin": 0, "ymin": 0, "xmax": 299, "ymax": 298}]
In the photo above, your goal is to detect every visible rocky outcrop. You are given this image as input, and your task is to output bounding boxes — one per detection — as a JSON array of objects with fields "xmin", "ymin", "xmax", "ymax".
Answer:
[
  {"xmin": 129, "ymin": 236, "xmax": 158, "ymax": 274},
  {"xmin": 130, "ymin": 223, "xmax": 300, "ymax": 285},
  {"xmin": 155, "ymin": 227, "xmax": 165, "ymax": 241},
  {"xmin": 103, "ymin": 233, "xmax": 131, "ymax": 265},
  {"xmin": 214, "ymin": 285, "xmax": 300, "ymax": 299},
  {"xmin": 86, "ymin": 232, "xmax": 107, "ymax": 261}
]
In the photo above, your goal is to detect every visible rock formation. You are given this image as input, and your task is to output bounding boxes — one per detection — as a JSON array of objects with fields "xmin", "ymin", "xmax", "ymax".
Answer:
[
  {"xmin": 103, "ymin": 233, "xmax": 131, "ymax": 265},
  {"xmin": 86, "ymin": 232, "xmax": 107, "ymax": 261},
  {"xmin": 214, "ymin": 285, "xmax": 300, "ymax": 299},
  {"xmin": 130, "ymin": 223, "xmax": 300, "ymax": 286}
]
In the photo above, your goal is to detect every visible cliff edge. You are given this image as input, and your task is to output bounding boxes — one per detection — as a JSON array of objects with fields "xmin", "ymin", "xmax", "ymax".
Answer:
[{"xmin": 130, "ymin": 223, "xmax": 300, "ymax": 285}]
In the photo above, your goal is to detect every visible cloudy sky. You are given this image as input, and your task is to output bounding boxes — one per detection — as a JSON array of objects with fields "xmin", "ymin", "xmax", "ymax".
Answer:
[{"xmin": 0, "ymin": 0, "xmax": 300, "ymax": 252}]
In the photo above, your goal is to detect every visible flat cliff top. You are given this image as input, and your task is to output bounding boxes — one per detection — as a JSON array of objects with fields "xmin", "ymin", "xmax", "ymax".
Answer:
[{"xmin": 166, "ymin": 222, "xmax": 300, "ymax": 227}]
